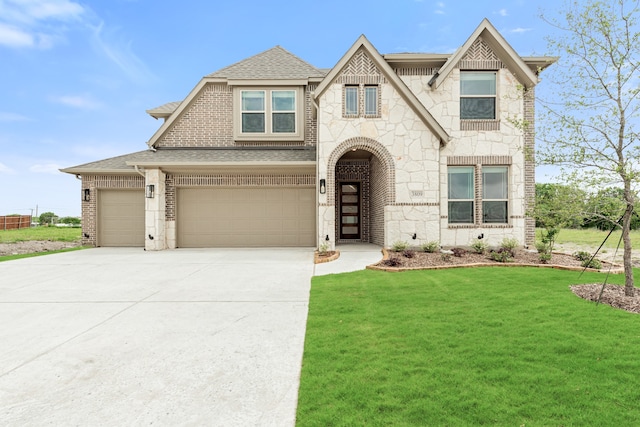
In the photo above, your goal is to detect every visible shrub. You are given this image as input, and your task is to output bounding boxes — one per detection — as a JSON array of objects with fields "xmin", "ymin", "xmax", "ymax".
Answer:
[
  {"xmin": 573, "ymin": 251, "xmax": 592, "ymax": 262},
  {"xmin": 539, "ymin": 252, "xmax": 552, "ymax": 263},
  {"xmin": 318, "ymin": 242, "xmax": 329, "ymax": 256},
  {"xmin": 500, "ymin": 238, "xmax": 519, "ymax": 252},
  {"xmin": 581, "ymin": 258, "xmax": 602, "ymax": 270},
  {"xmin": 382, "ymin": 257, "xmax": 402, "ymax": 267},
  {"xmin": 489, "ymin": 248, "xmax": 513, "ymax": 263},
  {"xmin": 440, "ymin": 253, "xmax": 452, "ymax": 262},
  {"xmin": 391, "ymin": 241, "xmax": 409, "ymax": 252},
  {"xmin": 536, "ymin": 241, "xmax": 550, "ymax": 254},
  {"xmin": 421, "ymin": 241, "xmax": 440, "ymax": 253},
  {"xmin": 470, "ymin": 240, "xmax": 488, "ymax": 254},
  {"xmin": 402, "ymin": 250, "xmax": 415, "ymax": 258},
  {"xmin": 451, "ymin": 247, "xmax": 466, "ymax": 257}
]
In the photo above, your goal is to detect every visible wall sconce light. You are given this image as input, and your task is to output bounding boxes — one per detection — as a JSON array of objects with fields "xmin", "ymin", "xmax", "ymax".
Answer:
[
  {"xmin": 319, "ymin": 179, "xmax": 326, "ymax": 194},
  {"xmin": 83, "ymin": 189, "xmax": 90, "ymax": 202},
  {"xmin": 145, "ymin": 184, "xmax": 155, "ymax": 198},
  {"xmin": 412, "ymin": 233, "xmax": 417, "ymax": 240},
  {"xmin": 325, "ymin": 235, "xmax": 330, "ymax": 241}
]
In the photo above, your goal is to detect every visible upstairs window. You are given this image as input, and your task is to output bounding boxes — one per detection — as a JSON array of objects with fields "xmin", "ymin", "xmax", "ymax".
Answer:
[
  {"xmin": 345, "ymin": 86, "xmax": 359, "ymax": 116},
  {"xmin": 460, "ymin": 72, "xmax": 496, "ymax": 120},
  {"xmin": 235, "ymin": 88, "xmax": 303, "ymax": 141},
  {"xmin": 364, "ymin": 85, "xmax": 378, "ymax": 116}
]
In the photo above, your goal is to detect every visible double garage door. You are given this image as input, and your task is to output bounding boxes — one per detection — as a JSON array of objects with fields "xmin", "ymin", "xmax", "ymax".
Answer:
[{"xmin": 177, "ymin": 187, "xmax": 315, "ymax": 247}]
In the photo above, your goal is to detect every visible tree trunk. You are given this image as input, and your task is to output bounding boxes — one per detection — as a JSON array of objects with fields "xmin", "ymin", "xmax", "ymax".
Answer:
[{"xmin": 622, "ymin": 202, "xmax": 635, "ymax": 297}]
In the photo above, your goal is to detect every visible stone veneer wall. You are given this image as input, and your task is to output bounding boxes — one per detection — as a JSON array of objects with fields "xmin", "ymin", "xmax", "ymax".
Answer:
[
  {"xmin": 369, "ymin": 155, "xmax": 386, "ymax": 246},
  {"xmin": 81, "ymin": 175, "xmax": 144, "ymax": 247},
  {"xmin": 156, "ymin": 83, "xmax": 317, "ymax": 148},
  {"xmin": 335, "ymin": 161, "xmax": 370, "ymax": 242}
]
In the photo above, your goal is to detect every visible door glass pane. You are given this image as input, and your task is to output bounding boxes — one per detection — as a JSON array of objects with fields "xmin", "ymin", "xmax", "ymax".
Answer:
[
  {"xmin": 342, "ymin": 216, "xmax": 358, "ymax": 224},
  {"xmin": 342, "ymin": 195, "xmax": 358, "ymax": 203},
  {"xmin": 342, "ymin": 226, "xmax": 358, "ymax": 234},
  {"xmin": 342, "ymin": 184, "xmax": 358, "ymax": 193},
  {"xmin": 342, "ymin": 205, "xmax": 358, "ymax": 214}
]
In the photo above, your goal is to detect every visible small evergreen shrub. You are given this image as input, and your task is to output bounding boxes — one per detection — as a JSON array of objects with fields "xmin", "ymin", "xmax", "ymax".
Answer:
[
  {"xmin": 500, "ymin": 238, "xmax": 519, "ymax": 252},
  {"xmin": 391, "ymin": 241, "xmax": 409, "ymax": 252},
  {"xmin": 581, "ymin": 258, "xmax": 602, "ymax": 270},
  {"xmin": 421, "ymin": 241, "xmax": 440, "ymax": 253},
  {"xmin": 318, "ymin": 242, "xmax": 329, "ymax": 256},
  {"xmin": 539, "ymin": 252, "xmax": 552, "ymax": 263},
  {"xmin": 489, "ymin": 248, "xmax": 513, "ymax": 263},
  {"xmin": 470, "ymin": 240, "xmax": 488, "ymax": 254},
  {"xmin": 573, "ymin": 251, "xmax": 592, "ymax": 262},
  {"xmin": 440, "ymin": 253, "xmax": 452, "ymax": 262}
]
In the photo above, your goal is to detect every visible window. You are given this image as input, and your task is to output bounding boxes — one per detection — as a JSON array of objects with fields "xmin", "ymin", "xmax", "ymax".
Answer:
[
  {"xmin": 241, "ymin": 91, "xmax": 265, "ymax": 133},
  {"xmin": 448, "ymin": 167, "xmax": 475, "ymax": 224},
  {"xmin": 236, "ymin": 88, "xmax": 303, "ymax": 140},
  {"xmin": 272, "ymin": 90, "xmax": 295, "ymax": 133},
  {"xmin": 448, "ymin": 165, "xmax": 509, "ymax": 224},
  {"xmin": 460, "ymin": 72, "xmax": 496, "ymax": 120},
  {"xmin": 482, "ymin": 166, "xmax": 508, "ymax": 223},
  {"xmin": 345, "ymin": 86, "xmax": 359, "ymax": 116},
  {"xmin": 343, "ymin": 84, "xmax": 380, "ymax": 118},
  {"xmin": 364, "ymin": 86, "xmax": 378, "ymax": 115}
]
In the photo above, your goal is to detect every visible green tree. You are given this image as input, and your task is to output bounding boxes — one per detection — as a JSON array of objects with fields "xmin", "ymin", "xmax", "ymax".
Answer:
[
  {"xmin": 540, "ymin": 0, "xmax": 640, "ymax": 296},
  {"xmin": 59, "ymin": 216, "xmax": 81, "ymax": 226},
  {"xmin": 38, "ymin": 212, "xmax": 57, "ymax": 226}
]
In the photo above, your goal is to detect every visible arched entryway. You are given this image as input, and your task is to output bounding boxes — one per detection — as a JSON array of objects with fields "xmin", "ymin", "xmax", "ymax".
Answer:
[{"xmin": 326, "ymin": 137, "xmax": 395, "ymax": 246}]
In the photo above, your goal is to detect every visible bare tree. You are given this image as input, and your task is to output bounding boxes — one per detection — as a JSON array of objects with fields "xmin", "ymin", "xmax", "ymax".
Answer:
[{"xmin": 539, "ymin": 0, "xmax": 640, "ymax": 296}]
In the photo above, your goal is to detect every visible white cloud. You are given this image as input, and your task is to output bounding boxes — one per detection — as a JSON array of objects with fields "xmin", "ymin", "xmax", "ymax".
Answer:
[
  {"xmin": 497, "ymin": 9, "xmax": 508, "ymax": 17},
  {"xmin": 0, "ymin": 111, "xmax": 29, "ymax": 122},
  {"xmin": 0, "ymin": 162, "xmax": 15, "ymax": 174},
  {"xmin": 510, "ymin": 27, "xmax": 532, "ymax": 34},
  {"xmin": 30, "ymin": 163, "xmax": 63, "ymax": 174},
  {"xmin": 52, "ymin": 94, "xmax": 102, "ymax": 109},
  {"xmin": 0, "ymin": 0, "xmax": 84, "ymax": 49}
]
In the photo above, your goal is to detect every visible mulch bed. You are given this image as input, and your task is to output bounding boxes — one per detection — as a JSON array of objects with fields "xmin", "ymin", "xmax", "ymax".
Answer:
[{"xmin": 571, "ymin": 284, "xmax": 640, "ymax": 314}]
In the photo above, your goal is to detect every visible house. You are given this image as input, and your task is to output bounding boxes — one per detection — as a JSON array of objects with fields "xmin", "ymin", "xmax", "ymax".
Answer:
[{"xmin": 61, "ymin": 19, "xmax": 556, "ymax": 251}]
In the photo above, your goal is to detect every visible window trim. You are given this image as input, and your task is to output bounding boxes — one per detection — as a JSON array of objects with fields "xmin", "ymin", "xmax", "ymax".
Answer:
[
  {"xmin": 344, "ymin": 85, "xmax": 359, "ymax": 117},
  {"xmin": 364, "ymin": 85, "xmax": 379, "ymax": 116},
  {"xmin": 342, "ymin": 84, "xmax": 381, "ymax": 118},
  {"xmin": 460, "ymin": 71, "xmax": 498, "ymax": 122},
  {"xmin": 234, "ymin": 87, "xmax": 304, "ymax": 141},
  {"xmin": 447, "ymin": 164, "xmax": 510, "ymax": 225}
]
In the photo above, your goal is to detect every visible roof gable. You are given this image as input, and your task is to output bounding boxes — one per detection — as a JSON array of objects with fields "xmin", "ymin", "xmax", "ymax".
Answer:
[
  {"xmin": 314, "ymin": 35, "xmax": 450, "ymax": 145},
  {"xmin": 430, "ymin": 18, "xmax": 538, "ymax": 89},
  {"xmin": 207, "ymin": 46, "xmax": 325, "ymax": 80}
]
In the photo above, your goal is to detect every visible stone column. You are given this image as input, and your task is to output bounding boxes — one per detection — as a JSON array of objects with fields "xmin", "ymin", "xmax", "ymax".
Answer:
[{"xmin": 145, "ymin": 168, "xmax": 166, "ymax": 251}]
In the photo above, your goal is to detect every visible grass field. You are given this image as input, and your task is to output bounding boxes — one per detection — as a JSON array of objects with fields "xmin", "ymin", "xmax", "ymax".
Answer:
[
  {"xmin": 540, "ymin": 227, "xmax": 640, "ymax": 249},
  {"xmin": 297, "ymin": 268, "xmax": 640, "ymax": 426},
  {"xmin": 0, "ymin": 226, "xmax": 81, "ymax": 243}
]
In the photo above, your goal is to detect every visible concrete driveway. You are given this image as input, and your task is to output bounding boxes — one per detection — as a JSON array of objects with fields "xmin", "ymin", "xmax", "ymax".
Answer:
[{"xmin": 0, "ymin": 248, "xmax": 314, "ymax": 426}]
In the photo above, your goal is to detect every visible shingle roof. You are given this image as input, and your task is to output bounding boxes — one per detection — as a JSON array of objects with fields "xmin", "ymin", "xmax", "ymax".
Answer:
[
  {"xmin": 146, "ymin": 101, "xmax": 181, "ymax": 119},
  {"xmin": 60, "ymin": 148, "xmax": 317, "ymax": 173},
  {"xmin": 207, "ymin": 46, "xmax": 326, "ymax": 80}
]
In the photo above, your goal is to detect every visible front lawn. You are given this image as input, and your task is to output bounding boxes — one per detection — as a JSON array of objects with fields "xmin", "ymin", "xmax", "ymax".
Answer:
[
  {"xmin": 297, "ymin": 268, "xmax": 640, "ymax": 426},
  {"xmin": 0, "ymin": 226, "xmax": 81, "ymax": 243}
]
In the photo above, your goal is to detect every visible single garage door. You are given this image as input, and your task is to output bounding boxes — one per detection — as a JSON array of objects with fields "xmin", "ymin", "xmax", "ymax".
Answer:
[
  {"xmin": 177, "ymin": 187, "xmax": 315, "ymax": 247},
  {"xmin": 98, "ymin": 190, "xmax": 145, "ymax": 247}
]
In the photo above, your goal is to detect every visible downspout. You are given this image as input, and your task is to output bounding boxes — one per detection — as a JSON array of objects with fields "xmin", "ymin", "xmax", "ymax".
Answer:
[{"xmin": 134, "ymin": 165, "xmax": 145, "ymax": 177}]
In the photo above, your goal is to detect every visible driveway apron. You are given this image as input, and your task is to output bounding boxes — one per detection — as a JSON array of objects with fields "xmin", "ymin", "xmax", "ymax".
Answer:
[{"xmin": 0, "ymin": 248, "xmax": 314, "ymax": 426}]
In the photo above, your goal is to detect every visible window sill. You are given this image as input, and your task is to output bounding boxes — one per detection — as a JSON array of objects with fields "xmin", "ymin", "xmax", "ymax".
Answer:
[
  {"xmin": 234, "ymin": 134, "xmax": 304, "ymax": 142},
  {"xmin": 448, "ymin": 224, "xmax": 512, "ymax": 229},
  {"xmin": 460, "ymin": 119, "xmax": 500, "ymax": 131}
]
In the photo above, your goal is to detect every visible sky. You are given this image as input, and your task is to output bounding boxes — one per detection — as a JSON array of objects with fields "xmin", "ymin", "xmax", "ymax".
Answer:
[{"xmin": 0, "ymin": 0, "xmax": 564, "ymax": 218}]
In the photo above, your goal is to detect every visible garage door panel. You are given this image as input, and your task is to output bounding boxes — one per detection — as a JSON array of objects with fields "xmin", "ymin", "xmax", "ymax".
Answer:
[
  {"xmin": 178, "ymin": 187, "xmax": 315, "ymax": 247},
  {"xmin": 98, "ymin": 190, "xmax": 144, "ymax": 247}
]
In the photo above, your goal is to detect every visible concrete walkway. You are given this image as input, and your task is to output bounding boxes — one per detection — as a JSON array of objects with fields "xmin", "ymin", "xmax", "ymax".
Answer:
[
  {"xmin": 313, "ymin": 243, "xmax": 383, "ymax": 276},
  {"xmin": 0, "ymin": 248, "xmax": 314, "ymax": 426}
]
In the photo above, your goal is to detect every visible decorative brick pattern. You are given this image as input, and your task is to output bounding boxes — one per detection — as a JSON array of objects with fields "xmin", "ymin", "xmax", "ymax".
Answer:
[
  {"xmin": 369, "ymin": 155, "xmax": 386, "ymax": 246},
  {"xmin": 447, "ymin": 155, "xmax": 512, "ymax": 165},
  {"xmin": 335, "ymin": 161, "xmax": 370, "ymax": 242},
  {"xmin": 460, "ymin": 119, "xmax": 500, "ymax": 131},
  {"xmin": 335, "ymin": 48, "xmax": 387, "ymax": 85},
  {"xmin": 165, "ymin": 174, "xmax": 175, "ymax": 221},
  {"xmin": 173, "ymin": 174, "xmax": 315, "ymax": 187},
  {"xmin": 394, "ymin": 67, "xmax": 440, "ymax": 76},
  {"xmin": 81, "ymin": 175, "xmax": 144, "ymax": 247},
  {"xmin": 457, "ymin": 38, "xmax": 506, "ymax": 70},
  {"xmin": 326, "ymin": 137, "xmax": 395, "ymax": 206},
  {"xmin": 523, "ymin": 86, "xmax": 536, "ymax": 245}
]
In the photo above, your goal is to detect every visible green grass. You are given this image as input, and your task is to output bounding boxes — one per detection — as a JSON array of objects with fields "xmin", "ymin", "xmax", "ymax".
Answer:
[
  {"xmin": 0, "ymin": 226, "xmax": 81, "ymax": 243},
  {"xmin": 540, "ymin": 227, "xmax": 640, "ymax": 249},
  {"xmin": 0, "ymin": 246, "xmax": 88, "ymax": 263},
  {"xmin": 297, "ymin": 267, "xmax": 640, "ymax": 426}
]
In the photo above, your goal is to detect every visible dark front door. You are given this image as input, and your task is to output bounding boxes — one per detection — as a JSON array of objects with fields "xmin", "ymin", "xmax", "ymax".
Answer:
[{"xmin": 340, "ymin": 182, "xmax": 360, "ymax": 239}]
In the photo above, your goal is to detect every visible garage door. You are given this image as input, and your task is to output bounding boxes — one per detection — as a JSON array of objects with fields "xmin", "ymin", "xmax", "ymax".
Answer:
[
  {"xmin": 98, "ymin": 190, "xmax": 145, "ymax": 247},
  {"xmin": 177, "ymin": 188, "xmax": 315, "ymax": 247}
]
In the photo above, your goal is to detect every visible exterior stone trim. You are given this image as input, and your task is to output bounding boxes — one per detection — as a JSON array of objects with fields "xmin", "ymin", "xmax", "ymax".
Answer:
[
  {"xmin": 523, "ymin": 87, "xmax": 536, "ymax": 245},
  {"xmin": 326, "ymin": 137, "xmax": 396, "ymax": 206},
  {"xmin": 392, "ymin": 202, "xmax": 440, "ymax": 206},
  {"xmin": 448, "ymin": 224, "xmax": 513, "ymax": 229},
  {"xmin": 447, "ymin": 155, "xmax": 512, "ymax": 165}
]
